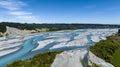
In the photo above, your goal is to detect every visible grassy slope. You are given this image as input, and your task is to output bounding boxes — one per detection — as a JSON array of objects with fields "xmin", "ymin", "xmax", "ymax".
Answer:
[
  {"xmin": 6, "ymin": 51, "xmax": 63, "ymax": 67},
  {"xmin": 111, "ymin": 48, "xmax": 120, "ymax": 67},
  {"xmin": 90, "ymin": 35, "xmax": 120, "ymax": 67}
]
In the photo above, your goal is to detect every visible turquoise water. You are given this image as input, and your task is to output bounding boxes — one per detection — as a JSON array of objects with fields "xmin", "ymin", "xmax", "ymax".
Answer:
[
  {"xmin": 0, "ymin": 30, "xmax": 93, "ymax": 67},
  {"xmin": 0, "ymin": 35, "xmax": 44, "ymax": 67}
]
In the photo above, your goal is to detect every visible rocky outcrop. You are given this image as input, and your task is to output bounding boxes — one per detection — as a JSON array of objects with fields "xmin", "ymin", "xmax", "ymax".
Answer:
[
  {"xmin": 51, "ymin": 49, "xmax": 88, "ymax": 67},
  {"xmin": 51, "ymin": 49, "xmax": 114, "ymax": 67}
]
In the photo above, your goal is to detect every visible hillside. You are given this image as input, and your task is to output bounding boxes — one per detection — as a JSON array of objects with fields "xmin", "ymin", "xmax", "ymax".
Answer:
[{"xmin": 90, "ymin": 34, "xmax": 120, "ymax": 67}]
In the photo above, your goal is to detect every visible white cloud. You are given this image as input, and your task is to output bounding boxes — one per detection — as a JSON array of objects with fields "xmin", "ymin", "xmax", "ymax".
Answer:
[
  {"xmin": 9, "ymin": 11, "xmax": 32, "ymax": 16},
  {"xmin": 16, "ymin": 15, "xmax": 35, "ymax": 19},
  {"xmin": 0, "ymin": 0, "xmax": 40, "ymax": 23},
  {"xmin": 0, "ymin": 0, "xmax": 26, "ymax": 10}
]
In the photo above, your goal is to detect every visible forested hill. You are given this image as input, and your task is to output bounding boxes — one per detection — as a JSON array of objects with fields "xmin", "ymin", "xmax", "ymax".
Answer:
[{"xmin": 0, "ymin": 22, "xmax": 120, "ymax": 33}]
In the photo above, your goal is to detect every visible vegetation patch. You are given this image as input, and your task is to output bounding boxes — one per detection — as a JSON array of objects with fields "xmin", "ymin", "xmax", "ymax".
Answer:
[
  {"xmin": 90, "ymin": 35, "xmax": 120, "ymax": 67},
  {"xmin": 111, "ymin": 48, "xmax": 120, "ymax": 67},
  {"xmin": 6, "ymin": 51, "xmax": 63, "ymax": 67}
]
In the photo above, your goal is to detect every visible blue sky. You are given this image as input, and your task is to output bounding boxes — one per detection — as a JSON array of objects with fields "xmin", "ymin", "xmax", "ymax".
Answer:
[{"xmin": 0, "ymin": 0, "xmax": 120, "ymax": 24}]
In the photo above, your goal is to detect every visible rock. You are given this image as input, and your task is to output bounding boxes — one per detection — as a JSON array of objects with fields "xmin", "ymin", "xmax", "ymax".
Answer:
[
  {"xmin": 51, "ymin": 50, "xmax": 114, "ymax": 67},
  {"xmin": 118, "ymin": 29, "xmax": 120, "ymax": 34},
  {"xmin": 51, "ymin": 49, "xmax": 89, "ymax": 67}
]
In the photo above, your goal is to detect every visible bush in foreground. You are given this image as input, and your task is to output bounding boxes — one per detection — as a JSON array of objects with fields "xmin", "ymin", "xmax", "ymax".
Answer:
[{"xmin": 6, "ymin": 51, "xmax": 63, "ymax": 67}]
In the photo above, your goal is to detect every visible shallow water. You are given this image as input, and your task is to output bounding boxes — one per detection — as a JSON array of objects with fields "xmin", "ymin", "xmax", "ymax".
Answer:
[
  {"xmin": 0, "ymin": 29, "xmax": 117, "ymax": 67},
  {"xmin": 0, "ymin": 35, "xmax": 44, "ymax": 67}
]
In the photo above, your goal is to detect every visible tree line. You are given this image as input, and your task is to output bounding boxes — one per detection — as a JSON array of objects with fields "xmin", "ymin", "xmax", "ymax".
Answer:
[{"xmin": 0, "ymin": 22, "xmax": 120, "ymax": 33}]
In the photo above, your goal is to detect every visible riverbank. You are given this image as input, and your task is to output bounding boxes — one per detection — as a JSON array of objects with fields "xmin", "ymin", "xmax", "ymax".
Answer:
[
  {"xmin": 6, "ymin": 50, "xmax": 63, "ymax": 67},
  {"xmin": 90, "ymin": 34, "xmax": 120, "ymax": 67}
]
